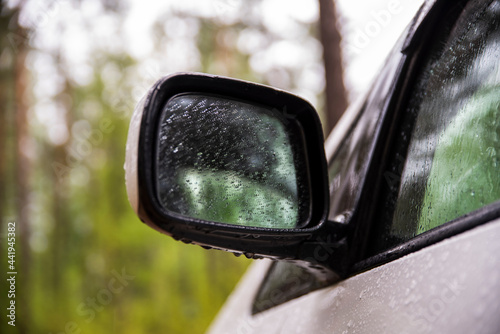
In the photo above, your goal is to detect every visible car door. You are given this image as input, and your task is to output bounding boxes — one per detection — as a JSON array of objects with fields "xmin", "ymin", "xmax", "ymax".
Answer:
[{"xmin": 208, "ymin": 0, "xmax": 500, "ymax": 333}]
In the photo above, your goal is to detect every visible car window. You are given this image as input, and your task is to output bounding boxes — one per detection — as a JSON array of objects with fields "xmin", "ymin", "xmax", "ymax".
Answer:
[
  {"xmin": 373, "ymin": 0, "xmax": 500, "ymax": 253},
  {"xmin": 252, "ymin": 261, "xmax": 326, "ymax": 314},
  {"xmin": 328, "ymin": 39, "xmax": 407, "ymax": 222}
]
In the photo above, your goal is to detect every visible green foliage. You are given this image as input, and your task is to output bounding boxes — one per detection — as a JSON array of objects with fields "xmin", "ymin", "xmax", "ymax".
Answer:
[{"xmin": 419, "ymin": 86, "xmax": 500, "ymax": 232}]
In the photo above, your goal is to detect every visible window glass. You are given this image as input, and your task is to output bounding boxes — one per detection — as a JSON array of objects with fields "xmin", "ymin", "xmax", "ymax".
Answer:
[
  {"xmin": 327, "ymin": 40, "xmax": 407, "ymax": 222},
  {"xmin": 252, "ymin": 261, "xmax": 325, "ymax": 314},
  {"xmin": 374, "ymin": 0, "xmax": 500, "ymax": 251}
]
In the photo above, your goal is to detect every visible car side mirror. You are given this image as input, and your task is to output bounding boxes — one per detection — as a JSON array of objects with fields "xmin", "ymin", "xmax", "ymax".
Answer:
[{"xmin": 125, "ymin": 73, "xmax": 348, "ymax": 281}]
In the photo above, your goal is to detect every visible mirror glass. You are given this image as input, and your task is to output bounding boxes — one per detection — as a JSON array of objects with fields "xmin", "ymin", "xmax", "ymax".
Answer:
[{"xmin": 156, "ymin": 94, "xmax": 307, "ymax": 229}]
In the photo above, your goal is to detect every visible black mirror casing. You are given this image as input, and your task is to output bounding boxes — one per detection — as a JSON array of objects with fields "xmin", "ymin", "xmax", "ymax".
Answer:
[{"xmin": 129, "ymin": 73, "xmax": 347, "ymax": 279}]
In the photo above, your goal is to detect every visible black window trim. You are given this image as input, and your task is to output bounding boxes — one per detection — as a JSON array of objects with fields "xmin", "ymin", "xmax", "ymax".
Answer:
[{"xmin": 353, "ymin": 202, "xmax": 500, "ymax": 274}]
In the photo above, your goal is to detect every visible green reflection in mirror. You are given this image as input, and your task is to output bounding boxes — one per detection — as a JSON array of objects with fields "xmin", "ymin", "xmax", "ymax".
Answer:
[{"xmin": 156, "ymin": 94, "xmax": 300, "ymax": 229}]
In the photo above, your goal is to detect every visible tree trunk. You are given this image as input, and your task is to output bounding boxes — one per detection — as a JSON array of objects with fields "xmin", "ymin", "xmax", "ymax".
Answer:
[
  {"xmin": 318, "ymin": 0, "xmax": 347, "ymax": 134},
  {"xmin": 14, "ymin": 18, "xmax": 32, "ymax": 334}
]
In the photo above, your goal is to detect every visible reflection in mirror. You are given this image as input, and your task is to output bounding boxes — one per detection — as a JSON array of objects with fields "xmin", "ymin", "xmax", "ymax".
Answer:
[{"xmin": 156, "ymin": 94, "xmax": 305, "ymax": 229}]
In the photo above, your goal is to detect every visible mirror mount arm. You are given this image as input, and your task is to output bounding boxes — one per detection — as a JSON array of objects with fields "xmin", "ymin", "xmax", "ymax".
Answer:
[{"xmin": 295, "ymin": 221, "xmax": 350, "ymax": 283}]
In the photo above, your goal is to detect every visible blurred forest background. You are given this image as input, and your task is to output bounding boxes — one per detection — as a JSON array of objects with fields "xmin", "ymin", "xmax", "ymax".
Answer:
[{"xmin": 0, "ymin": 0, "xmax": 422, "ymax": 333}]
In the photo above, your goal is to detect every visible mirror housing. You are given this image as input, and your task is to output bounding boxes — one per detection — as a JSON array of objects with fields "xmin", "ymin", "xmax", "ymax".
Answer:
[{"xmin": 125, "ymin": 73, "xmax": 348, "ymax": 280}]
